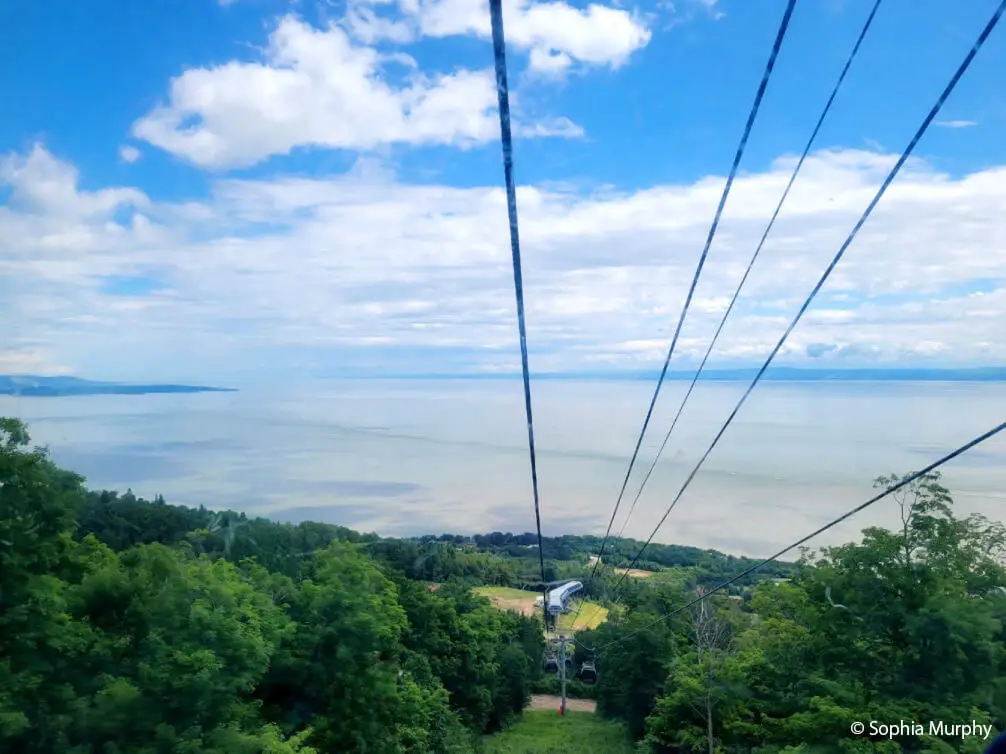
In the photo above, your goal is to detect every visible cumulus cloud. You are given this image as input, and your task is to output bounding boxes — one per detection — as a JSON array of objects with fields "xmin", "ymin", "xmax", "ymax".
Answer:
[
  {"xmin": 345, "ymin": 0, "xmax": 652, "ymax": 74},
  {"xmin": 1, "ymin": 144, "xmax": 148, "ymax": 218},
  {"xmin": 935, "ymin": 120, "xmax": 978, "ymax": 128},
  {"xmin": 133, "ymin": 15, "xmax": 584, "ymax": 169},
  {"xmin": 118, "ymin": 145, "xmax": 141, "ymax": 163},
  {"xmin": 528, "ymin": 48, "xmax": 574, "ymax": 76},
  {"xmin": 3, "ymin": 144, "xmax": 1006, "ymax": 381}
]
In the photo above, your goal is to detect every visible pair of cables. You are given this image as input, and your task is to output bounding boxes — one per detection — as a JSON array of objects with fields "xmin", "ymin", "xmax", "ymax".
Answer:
[
  {"xmin": 584, "ymin": 420, "xmax": 1006, "ymax": 655},
  {"xmin": 575, "ymin": 0, "xmax": 805, "ymax": 630},
  {"xmin": 487, "ymin": 0, "xmax": 1006, "ymax": 638},
  {"xmin": 607, "ymin": 0, "xmax": 1006, "ymax": 597}
]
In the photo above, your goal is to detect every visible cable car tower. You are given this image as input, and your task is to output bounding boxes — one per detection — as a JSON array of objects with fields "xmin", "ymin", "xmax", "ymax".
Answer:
[{"xmin": 555, "ymin": 634, "xmax": 572, "ymax": 715}]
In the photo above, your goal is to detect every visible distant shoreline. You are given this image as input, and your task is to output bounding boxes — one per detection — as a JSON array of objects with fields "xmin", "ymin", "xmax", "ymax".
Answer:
[
  {"xmin": 3, "ymin": 368, "xmax": 1005, "ymax": 397},
  {"xmin": 0, "ymin": 375, "xmax": 236, "ymax": 397},
  {"xmin": 358, "ymin": 367, "xmax": 1006, "ymax": 383}
]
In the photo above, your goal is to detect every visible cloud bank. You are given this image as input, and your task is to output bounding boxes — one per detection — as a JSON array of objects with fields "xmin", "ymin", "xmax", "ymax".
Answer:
[
  {"xmin": 2, "ymin": 6, "xmax": 1001, "ymax": 384},
  {"xmin": 3, "ymin": 142, "xmax": 1006, "ymax": 383}
]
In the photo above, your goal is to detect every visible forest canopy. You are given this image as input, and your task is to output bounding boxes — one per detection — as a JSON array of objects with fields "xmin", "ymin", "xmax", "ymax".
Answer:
[
  {"xmin": 3, "ymin": 415, "xmax": 1005, "ymax": 753},
  {"xmin": 0, "ymin": 418, "xmax": 541, "ymax": 753}
]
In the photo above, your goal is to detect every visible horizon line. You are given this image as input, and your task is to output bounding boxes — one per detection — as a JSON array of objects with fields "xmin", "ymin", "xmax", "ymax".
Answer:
[
  {"xmin": 344, "ymin": 366, "xmax": 1006, "ymax": 382},
  {"xmin": 6, "ymin": 366, "xmax": 1006, "ymax": 386}
]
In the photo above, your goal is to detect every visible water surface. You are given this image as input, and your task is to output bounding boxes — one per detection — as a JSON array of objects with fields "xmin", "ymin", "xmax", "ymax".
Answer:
[{"xmin": 3, "ymin": 379, "xmax": 1004, "ymax": 558}]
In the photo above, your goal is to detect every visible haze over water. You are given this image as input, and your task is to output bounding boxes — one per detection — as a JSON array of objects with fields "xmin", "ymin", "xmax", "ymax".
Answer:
[{"xmin": 4, "ymin": 378, "xmax": 1005, "ymax": 558}]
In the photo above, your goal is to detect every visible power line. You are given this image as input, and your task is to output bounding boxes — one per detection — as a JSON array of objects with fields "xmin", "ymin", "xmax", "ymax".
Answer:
[
  {"xmin": 588, "ymin": 419, "xmax": 1006, "ymax": 654},
  {"xmin": 572, "ymin": 0, "xmax": 799, "ymax": 631},
  {"xmin": 611, "ymin": 0, "xmax": 1006, "ymax": 592},
  {"xmin": 489, "ymin": 0, "xmax": 548, "ymax": 601},
  {"xmin": 615, "ymin": 0, "xmax": 885, "ymax": 541}
]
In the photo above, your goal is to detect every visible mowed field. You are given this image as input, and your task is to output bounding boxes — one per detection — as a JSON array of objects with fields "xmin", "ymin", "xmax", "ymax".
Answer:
[
  {"xmin": 613, "ymin": 568, "xmax": 656, "ymax": 578},
  {"xmin": 474, "ymin": 587, "xmax": 609, "ymax": 632},
  {"xmin": 556, "ymin": 601, "xmax": 608, "ymax": 632},
  {"xmin": 483, "ymin": 710, "xmax": 634, "ymax": 753},
  {"xmin": 473, "ymin": 586, "xmax": 541, "ymax": 617}
]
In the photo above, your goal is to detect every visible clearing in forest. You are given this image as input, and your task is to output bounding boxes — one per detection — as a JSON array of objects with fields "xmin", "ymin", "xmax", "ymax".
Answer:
[
  {"xmin": 526, "ymin": 695, "xmax": 596, "ymax": 713},
  {"xmin": 614, "ymin": 567, "xmax": 655, "ymax": 578},
  {"xmin": 556, "ymin": 601, "xmax": 608, "ymax": 632},
  {"xmin": 473, "ymin": 586, "xmax": 540, "ymax": 617},
  {"xmin": 483, "ymin": 709, "xmax": 633, "ymax": 753},
  {"xmin": 474, "ymin": 587, "xmax": 609, "ymax": 631}
]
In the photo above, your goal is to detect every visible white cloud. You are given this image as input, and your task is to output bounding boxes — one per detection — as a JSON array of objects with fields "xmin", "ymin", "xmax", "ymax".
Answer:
[
  {"xmin": 528, "ymin": 48, "xmax": 574, "ymax": 76},
  {"xmin": 0, "ymin": 347, "xmax": 72, "ymax": 375},
  {"xmin": 518, "ymin": 116, "xmax": 584, "ymax": 138},
  {"xmin": 3, "ymin": 145, "xmax": 1006, "ymax": 381},
  {"xmin": 660, "ymin": 0, "xmax": 724, "ymax": 28},
  {"xmin": 345, "ymin": 0, "xmax": 652, "ymax": 74},
  {"xmin": 935, "ymin": 120, "xmax": 978, "ymax": 128},
  {"xmin": 119, "ymin": 145, "xmax": 141, "ymax": 163},
  {"xmin": 1, "ymin": 144, "xmax": 148, "ymax": 218},
  {"xmin": 133, "ymin": 16, "xmax": 584, "ymax": 169},
  {"xmin": 345, "ymin": 3, "xmax": 417, "ymax": 44}
]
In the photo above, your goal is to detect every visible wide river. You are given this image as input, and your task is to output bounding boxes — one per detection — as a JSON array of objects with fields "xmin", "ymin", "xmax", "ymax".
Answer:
[{"xmin": 3, "ymin": 379, "xmax": 1004, "ymax": 558}]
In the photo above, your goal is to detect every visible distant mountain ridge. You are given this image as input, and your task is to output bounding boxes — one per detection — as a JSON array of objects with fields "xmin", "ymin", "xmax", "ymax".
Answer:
[
  {"xmin": 372, "ymin": 366, "xmax": 1006, "ymax": 382},
  {"xmin": 5, "ymin": 368, "xmax": 1006, "ymax": 397},
  {"xmin": 0, "ymin": 375, "xmax": 236, "ymax": 397}
]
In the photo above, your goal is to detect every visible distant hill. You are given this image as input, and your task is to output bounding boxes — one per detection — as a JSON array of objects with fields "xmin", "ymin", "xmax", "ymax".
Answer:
[
  {"xmin": 651, "ymin": 366, "xmax": 1006, "ymax": 382},
  {"xmin": 0, "ymin": 375, "xmax": 236, "ymax": 397}
]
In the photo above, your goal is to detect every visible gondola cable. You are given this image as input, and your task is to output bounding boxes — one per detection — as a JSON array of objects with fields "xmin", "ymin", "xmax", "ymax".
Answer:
[
  {"xmin": 586, "ymin": 419, "xmax": 1006, "ymax": 654},
  {"xmin": 615, "ymin": 0, "xmax": 886, "ymax": 541},
  {"xmin": 489, "ymin": 0, "xmax": 549, "ymax": 606},
  {"xmin": 610, "ymin": 0, "xmax": 1006, "ymax": 594},
  {"xmin": 570, "ymin": 0, "xmax": 799, "ymax": 632}
]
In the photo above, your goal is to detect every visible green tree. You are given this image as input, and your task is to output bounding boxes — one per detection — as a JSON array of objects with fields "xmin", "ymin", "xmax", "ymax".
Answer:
[
  {"xmin": 645, "ymin": 591, "xmax": 747, "ymax": 753},
  {"xmin": 259, "ymin": 542, "xmax": 419, "ymax": 752}
]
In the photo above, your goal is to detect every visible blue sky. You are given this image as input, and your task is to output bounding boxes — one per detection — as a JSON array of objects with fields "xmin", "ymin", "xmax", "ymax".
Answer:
[{"xmin": 2, "ymin": 0, "xmax": 1006, "ymax": 383}]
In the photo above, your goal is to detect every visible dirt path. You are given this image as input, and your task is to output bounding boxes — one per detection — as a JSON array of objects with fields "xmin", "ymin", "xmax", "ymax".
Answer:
[{"xmin": 527, "ymin": 694, "xmax": 597, "ymax": 713}]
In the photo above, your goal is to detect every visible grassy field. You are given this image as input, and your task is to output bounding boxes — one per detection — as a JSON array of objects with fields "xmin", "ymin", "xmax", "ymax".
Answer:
[
  {"xmin": 474, "ymin": 586, "xmax": 538, "ymax": 600},
  {"xmin": 557, "ymin": 601, "xmax": 608, "ymax": 632},
  {"xmin": 474, "ymin": 587, "xmax": 610, "ymax": 632},
  {"xmin": 614, "ymin": 568, "xmax": 656, "ymax": 578},
  {"xmin": 483, "ymin": 710, "xmax": 634, "ymax": 753},
  {"xmin": 474, "ymin": 586, "xmax": 541, "ymax": 617}
]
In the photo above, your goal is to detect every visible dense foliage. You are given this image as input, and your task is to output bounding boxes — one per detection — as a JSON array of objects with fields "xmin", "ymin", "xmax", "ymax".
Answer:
[
  {"xmin": 4, "ymin": 412, "xmax": 1005, "ymax": 753},
  {"xmin": 579, "ymin": 471, "xmax": 1006, "ymax": 753},
  {"xmin": 0, "ymin": 418, "xmax": 543, "ymax": 753}
]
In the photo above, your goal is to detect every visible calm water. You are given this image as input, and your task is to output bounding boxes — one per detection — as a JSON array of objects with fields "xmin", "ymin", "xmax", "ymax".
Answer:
[{"xmin": 3, "ymin": 379, "xmax": 1005, "ymax": 558}]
